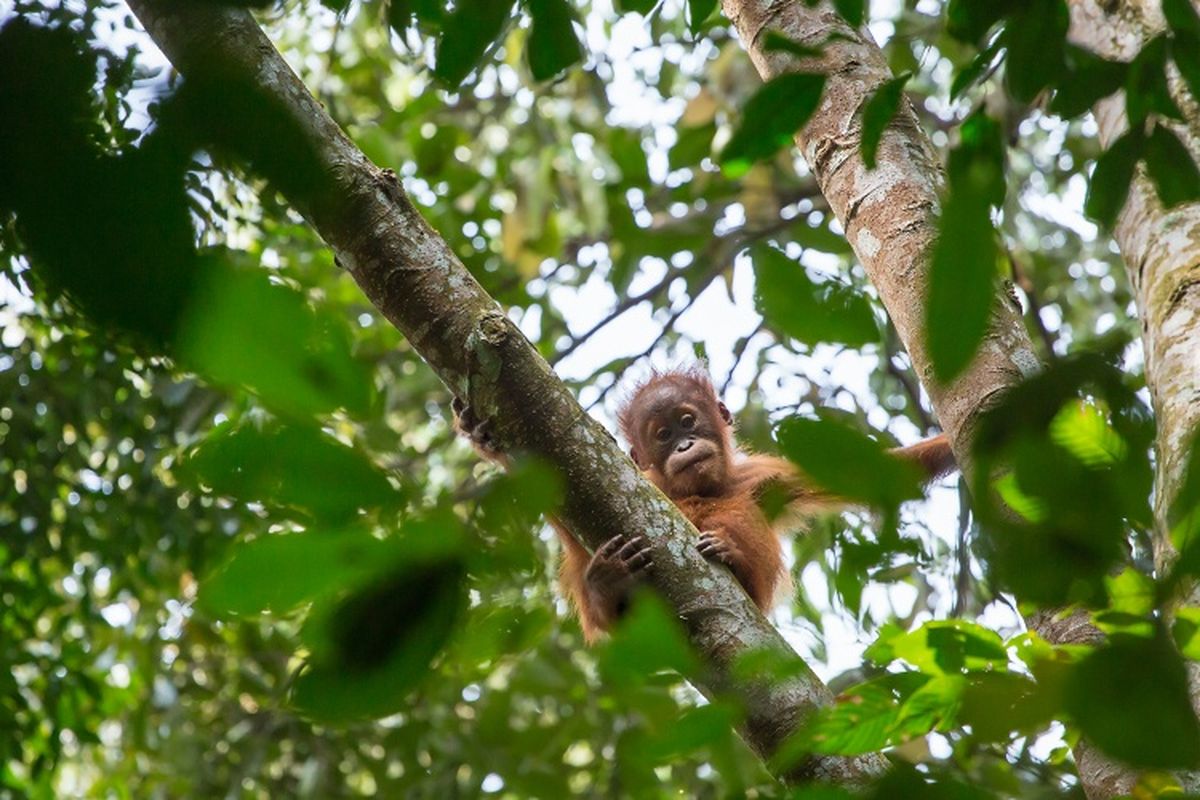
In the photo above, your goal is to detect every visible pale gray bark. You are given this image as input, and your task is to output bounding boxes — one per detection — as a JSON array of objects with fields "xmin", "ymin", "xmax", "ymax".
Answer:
[
  {"xmin": 717, "ymin": 0, "xmax": 1138, "ymax": 796},
  {"xmin": 1070, "ymin": 1, "xmax": 1200, "ymax": 793}
]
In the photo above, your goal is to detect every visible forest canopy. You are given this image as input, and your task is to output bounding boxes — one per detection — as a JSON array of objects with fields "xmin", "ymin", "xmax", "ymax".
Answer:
[{"xmin": 2, "ymin": 0, "xmax": 1200, "ymax": 796}]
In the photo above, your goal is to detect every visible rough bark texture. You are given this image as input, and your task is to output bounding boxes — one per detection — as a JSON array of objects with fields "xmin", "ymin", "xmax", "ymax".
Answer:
[
  {"xmin": 718, "ymin": 0, "xmax": 1041, "ymax": 478},
  {"xmin": 717, "ymin": 1, "xmax": 1137, "ymax": 796},
  {"xmin": 124, "ymin": 0, "xmax": 887, "ymax": 785},
  {"xmin": 1069, "ymin": 1, "xmax": 1200, "ymax": 793}
]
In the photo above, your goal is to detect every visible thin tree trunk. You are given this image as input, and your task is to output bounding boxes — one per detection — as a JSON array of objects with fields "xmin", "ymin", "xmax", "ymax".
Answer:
[
  {"xmin": 1069, "ymin": 0, "xmax": 1200, "ymax": 792},
  {"xmin": 124, "ymin": 0, "xmax": 886, "ymax": 785},
  {"xmin": 716, "ymin": 0, "xmax": 1136, "ymax": 794}
]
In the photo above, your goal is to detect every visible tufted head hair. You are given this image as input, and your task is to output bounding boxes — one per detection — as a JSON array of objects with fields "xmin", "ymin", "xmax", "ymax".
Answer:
[{"xmin": 615, "ymin": 364, "xmax": 724, "ymax": 445}]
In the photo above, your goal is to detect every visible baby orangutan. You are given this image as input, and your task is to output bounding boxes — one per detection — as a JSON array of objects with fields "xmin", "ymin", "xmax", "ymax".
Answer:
[{"xmin": 456, "ymin": 366, "xmax": 956, "ymax": 642}]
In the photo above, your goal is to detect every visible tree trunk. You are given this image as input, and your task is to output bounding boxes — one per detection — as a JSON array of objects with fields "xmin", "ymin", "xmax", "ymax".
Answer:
[
  {"xmin": 1069, "ymin": 0, "xmax": 1200, "ymax": 793},
  {"xmin": 124, "ymin": 0, "xmax": 886, "ymax": 785},
  {"xmin": 716, "ymin": 0, "xmax": 1137, "ymax": 795}
]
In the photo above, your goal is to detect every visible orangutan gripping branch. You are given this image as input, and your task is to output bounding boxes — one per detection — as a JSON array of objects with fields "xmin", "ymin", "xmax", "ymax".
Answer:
[{"xmin": 455, "ymin": 366, "xmax": 955, "ymax": 642}]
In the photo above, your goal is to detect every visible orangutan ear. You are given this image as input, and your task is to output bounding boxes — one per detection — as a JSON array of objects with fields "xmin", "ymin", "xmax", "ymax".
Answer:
[
  {"xmin": 630, "ymin": 448, "xmax": 643, "ymax": 468},
  {"xmin": 717, "ymin": 402, "xmax": 733, "ymax": 426}
]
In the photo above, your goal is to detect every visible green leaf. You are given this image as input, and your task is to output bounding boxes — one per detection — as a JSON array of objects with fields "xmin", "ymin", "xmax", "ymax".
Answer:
[
  {"xmin": 599, "ymin": 594, "xmax": 700, "ymax": 681},
  {"xmin": 1047, "ymin": 401, "xmax": 1127, "ymax": 468},
  {"xmin": 669, "ymin": 121, "xmax": 716, "ymax": 170},
  {"xmin": 947, "ymin": 110, "xmax": 1006, "ymax": 207},
  {"xmin": 1003, "ymin": 0, "xmax": 1068, "ymax": 103},
  {"xmin": 1049, "ymin": 46, "xmax": 1129, "ymax": 119},
  {"xmin": 615, "ymin": 0, "xmax": 657, "ymax": 13},
  {"xmin": 686, "ymin": 0, "xmax": 718, "ymax": 34},
  {"xmin": 762, "ymin": 31, "xmax": 823, "ymax": 59},
  {"xmin": 1144, "ymin": 123, "xmax": 1200, "ymax": 207},
  {"xmin": 1164, "ymin": 0, "xmax": 1200, "ymax": 37},
  {"xmin": 805, "ymin": 675, "xmax": 917, "ymax": 755},
  {"xmin": 1172, "ymin": 32, "xmax": 1200, "ymax": 110},
  {"xmin": 176, "ymin": 263, "xmax": 373, "ymax": 419},
  {"xmin": 434, "ymin": 0, "xmax": 515, "ymax": 87},
  {"xmin": 1066, "ymin": 632, "xmax": 1200, "ymax": 768},
  {"xmin": 775, "ymin": 415, "xmax": 923, "ymax": 508},
  {"xmin": 872, "ymin": 620, "xmax": 1008, "ymax": 675},
  {"xmin": 946, "ymin": 0, "xmax": 1014, "ymax": 43},
  {"xmin": 925, "ymin": 191, "xmax": 997, "ymax": 382},
  {"xmin": 958, "ymin": 672, "xmax": 1053, "ymax": 742},
  {"xmin": 950, "ymin": 36, "xmax": 1001, "ymax": 100},
  {"xmin": 199, "ymin": 527, "xmax": 396, "ymax": 616},
  {"xmin": 1126, "ymin": 35, "xmax": 1184, "ymax": 125},
  {"xmin": 182, "ymin": 418, "xmax": 397, "ymax": 521},
  {"xmin": 1084, "ymin": 126, "xmax": 1146, "ymax": 228},
  {"xmin": 293, "ymin": 556, "xmax": 466, "ymax": 722},
  {"xmin": 860, "ymin": 73, "xmax": 911, "ymax": 168},
  {"xmin": 833, "ymin": 0, "xmax": 864, "ymax": 27},
  {"xmin": 719, "ymin": 72, "xmax": 827, "ymax": 177},
  {"xmin": 526, "ymin": 0, "xmax": 583, "ymax": 82},
  {"xmin": 1173, "ymin": 608, "xmax": 1200, "ymax": 660},
  {"xmin": 751, "ymin": 244, "xmax": 877, "ymax": 348}
]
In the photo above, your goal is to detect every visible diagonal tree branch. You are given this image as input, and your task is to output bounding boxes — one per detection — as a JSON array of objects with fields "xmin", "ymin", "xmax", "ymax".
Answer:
[{"xmin": 124, "ymin": 0, "xmax": 884, "ymax": 785}]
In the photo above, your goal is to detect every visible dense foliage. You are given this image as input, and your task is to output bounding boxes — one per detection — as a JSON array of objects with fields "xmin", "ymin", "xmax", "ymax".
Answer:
[{"xmin": 2, "ymin": 0, "xmax": 1199, "ymax": 796}]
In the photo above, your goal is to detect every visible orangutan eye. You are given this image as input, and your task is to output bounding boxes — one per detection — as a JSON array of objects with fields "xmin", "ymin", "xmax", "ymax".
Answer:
[
  {"xmin": 655, "ymin": 427, "xmax": 671, "ymax": 443},
  {"xmin": 679, "ymin": 413, "xmax": 695, "ymax": 429}
]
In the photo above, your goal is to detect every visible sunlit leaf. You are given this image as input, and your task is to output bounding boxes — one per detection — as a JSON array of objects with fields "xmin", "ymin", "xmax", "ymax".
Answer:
[{"xmin": 1048, "ymin": 401, "xmax": 1127, "ymax": 467}]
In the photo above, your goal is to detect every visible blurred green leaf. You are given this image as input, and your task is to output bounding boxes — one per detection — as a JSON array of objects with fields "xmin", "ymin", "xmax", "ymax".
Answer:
[
  {"xmin": 1085, "ymin": 126, "xmax": 1146, "ymax": 228},
  {"xmin": 1002, "ymin": 0, "xmax": 1068, "ymax": 103},
  {"xmin": 290, "ymin": 511, "xmax": 468, "ymax": 722},
  {"xmin": 1144, "ymin": 123, "xmax": 1200, "ymax": 208},
  {"xmin": 860, "ymin": 73, "xmax": 910, "ymax": 169},
  {"xmin": 946, "ymin": 0, "xmax": 1013, "ymax": 43},
  {"xmin": 599, "ymin": 594, "xmax": 700, "ymax": 682},
  {"xmin": 719, "ymin": 73, "xmax": 826, "ymax": 177},
  {"xmin": 669, "ymin": 121, "xmax": 716, "ymax": 170},
  {"xmin": 526, "ymin": 0, "xmax": 583, "ymax": 81},
  {"xmin": 1126, "ymin": 35, "xmax": 1184, "ymax": 126},
  {"xmin": 434, "ymin": 0, "xmax": 515, "ymax": 86},
  {"xmin": 1173, "ymin": 608, "xmax": 1200, "ymax": 660},
  {"xmin": 199, "ymin": 527, "xmax": 395, "ymax": 616},
  {"xmin": 867, "ymin": 620, "xmax": 1007, "ymax": 675},
  {"xmin": 751, "ymin": 244, "xmax": 877, "ymax": 348},
  {"xmin": 833, "ymin": 0, "xmax": 864, "ymax": 26},
  {"xmin": 182, "ymin": 418, "xmax": 397, "ymax": 521},
  {"xmin": 925, "ymin": 190, "xmax": 997, "ymax": 381},
  {"xmin": 686, "ymin": 0, "xmax": 718, "ymax": 34},
  {"xmin": 1066, "ymin": 632, "xmax": 1200, "ymax": 768},
  {"xmin": 776, "ymin": 415, "xmax": 923, "ymax": 507},
  {"xmin": 177, "ymin": 262, "xmax": 373, "ymax": 419},
  {"xmin": 1049, "ymin": 46, "xmax": 1129, "ymax": 119}
]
